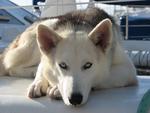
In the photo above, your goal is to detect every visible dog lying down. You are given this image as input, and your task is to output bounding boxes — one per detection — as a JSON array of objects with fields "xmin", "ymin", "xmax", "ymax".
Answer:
[{"xmin": 0, "ymin": 7, "xmax": 138, "ymax": 106}]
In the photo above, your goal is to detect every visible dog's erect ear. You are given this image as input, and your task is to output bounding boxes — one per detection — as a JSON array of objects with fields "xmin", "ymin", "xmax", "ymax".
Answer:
[
  {"xmin": 88, "ymin": 18, "xmax": 112, "ymax": 52},
  {"xmin": 37, "ymin": 25, "xmax": 62, "ymax": 54}
]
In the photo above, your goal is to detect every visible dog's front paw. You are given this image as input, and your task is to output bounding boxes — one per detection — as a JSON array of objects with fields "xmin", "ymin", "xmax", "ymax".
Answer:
[
  {"xmin": 47, "ymin": 85, "xmax": 61, "ymax": 100},
  {"xmin": 27, "ymin": 80, "xmax": 49, "ymax": 98}
]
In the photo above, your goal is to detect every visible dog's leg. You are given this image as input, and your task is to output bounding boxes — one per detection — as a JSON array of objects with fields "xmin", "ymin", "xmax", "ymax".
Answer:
[
  {"xmin": 27, "ymin": 62, "xmax": 61, "ymax": 99},
  {"xmin": 8, "ymin": 66, "xmax": 37, "ymax": 78},
  {"xmin": 0, "ymin": 54, "xmax": 7, "ymax": 76},
  {"xmin": 4, "ymin": 41, "xmax": 40, "ymax": 77},
  {"xmin": 47, "ymin": 85, "xmax": 61, "ymax": 100},
  {"xmin": 27, "ymin": 76, "xmax": 49, "ymax": 98},
  {"xmin": 27, "ymin": 63, "xmax": 49, "ymax": 98},
  {"xmin": 7, "ymin": 44, "xmax": 40, "ymax": 77},
  {"xmin": 3, "ymin": 29, "xmax": 40, "ymax": 77}
]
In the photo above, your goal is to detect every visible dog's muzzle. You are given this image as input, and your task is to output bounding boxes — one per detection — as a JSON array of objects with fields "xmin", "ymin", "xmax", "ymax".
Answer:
[{"xmin": 69, "ymin": 93, "xmax": 83, "ymax": 106}]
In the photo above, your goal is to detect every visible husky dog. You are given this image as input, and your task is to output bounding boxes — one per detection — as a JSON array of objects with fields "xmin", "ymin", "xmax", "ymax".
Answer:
[{"xmin": 0, "ymin": 7, "xmax": 137, "ymax": 106}]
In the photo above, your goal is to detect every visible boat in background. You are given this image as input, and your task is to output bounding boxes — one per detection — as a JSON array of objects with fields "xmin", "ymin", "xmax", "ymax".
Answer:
[{"xmin": 0, "ymin": 0, "xmax": 38, "ymax": 52}]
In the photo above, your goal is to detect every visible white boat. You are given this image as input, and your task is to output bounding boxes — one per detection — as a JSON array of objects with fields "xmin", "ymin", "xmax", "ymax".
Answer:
[{"xmin": 0, "ymin": 0, "xmax": 38, "ymax": 52}]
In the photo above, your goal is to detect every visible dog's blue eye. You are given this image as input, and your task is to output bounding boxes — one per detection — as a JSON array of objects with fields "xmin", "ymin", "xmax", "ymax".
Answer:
[
  {"xmin": 82, "ymin": 62, "xmax": 92, "ymax": 70},
  {"xmin": 59, "ymin": 62, "xmax": 68, "ymax": 70}
]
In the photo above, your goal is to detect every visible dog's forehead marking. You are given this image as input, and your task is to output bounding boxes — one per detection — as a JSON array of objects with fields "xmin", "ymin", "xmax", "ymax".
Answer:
[{"xmin": 55, "ymin": 31, "xmax": 97, "ymax": 66}]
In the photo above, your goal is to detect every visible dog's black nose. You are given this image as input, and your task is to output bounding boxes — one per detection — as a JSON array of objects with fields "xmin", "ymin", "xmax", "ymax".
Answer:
[{"xmin": 69, "ymin": 93, "xmax": 83, "ymax": 105}]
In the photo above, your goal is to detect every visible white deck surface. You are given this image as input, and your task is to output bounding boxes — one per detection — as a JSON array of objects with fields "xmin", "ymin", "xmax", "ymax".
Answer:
[{"xmin": 0, "ymin": 76, "xmax": 149, "ymax": 113}]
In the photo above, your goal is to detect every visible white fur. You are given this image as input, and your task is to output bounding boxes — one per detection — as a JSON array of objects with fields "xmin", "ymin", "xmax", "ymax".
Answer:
[
  {"xmin": 28, "ymin": 19, "xmax": 137, "ymax": 106},
  {"xmin": 0, "ymin": 17, "xmax": 137, "ymax": 106}
]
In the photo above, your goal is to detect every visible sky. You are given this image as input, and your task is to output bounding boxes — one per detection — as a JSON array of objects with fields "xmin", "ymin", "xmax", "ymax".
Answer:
[
  {"xmin": 9, "ymin": 0, "xmax": 116, "ymax": 15},
  {"xmin": 10, "ymin": 0, "xmax": 89, "ymax": 6},
  {"xmin": 10, "ymin": 0, "xmax": 32, "ymax": 6}
]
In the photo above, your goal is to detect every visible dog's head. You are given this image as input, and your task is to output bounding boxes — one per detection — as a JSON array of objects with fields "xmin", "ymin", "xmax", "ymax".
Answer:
[{"xmin": 37, "ymin": 18, "xmax": 112, "ymax": 106}]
